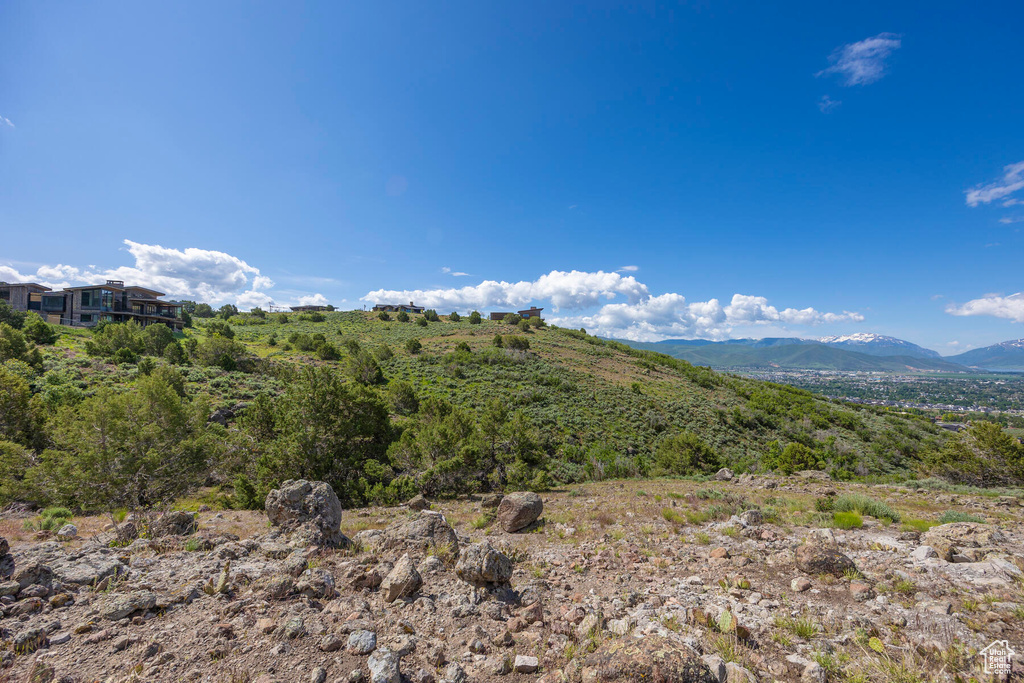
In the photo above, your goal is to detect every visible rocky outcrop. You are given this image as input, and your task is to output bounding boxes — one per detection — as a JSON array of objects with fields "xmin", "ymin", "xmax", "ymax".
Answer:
[
  {"xmin": 405, "ymin": 494, "xmax": 430, "ymax": 511},
  {"xmin": 455, "ymin": 542, "xmax": 513, "ymax": 587},
  {"xmin": 580, "ymin": 635, "xmax": 717, "ymax": 682},
  {"xmin": 496, "ymin": 492, "xmax": 543, "ymax": 532},
  {"xmin": 921, "ymin": 522, "xmax": 1007, "ymax": 562},
  {"xmin": 264, "ymin": 479, "xmax": 347, "ymax": 547}
]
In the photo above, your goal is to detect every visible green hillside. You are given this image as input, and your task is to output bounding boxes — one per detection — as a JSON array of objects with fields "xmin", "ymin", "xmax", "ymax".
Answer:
[
  {"xmin": 0, "ymin": 309, "xmax": 962, "ymax": 511},
  {"xmin": 627, "ymin": 340, "xmax": 967, "ymax": 372}
]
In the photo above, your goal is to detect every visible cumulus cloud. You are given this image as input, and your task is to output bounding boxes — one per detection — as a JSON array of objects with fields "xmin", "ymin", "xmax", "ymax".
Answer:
[
  {"xmin": 818, "ymin": 33, "xmax": 902, "ymax": 86},
  {"xmin": 966, "ymin": 162, "xmax": 1024, "ymax": 207},
  {"xmin": 1, "ymin": 240, "xmax": 325, "ymax": 308},
  {"xmin": 364, "ymin": 270, "xmax": 650, "ymax": 312},
  {"xmin": 297, "ymin": 293, "xmax": 330, "ymax": 306},
  {"xmin": 946, "ymin": 293, "xmax": 1024, "ymax": 323},
  {"xmin": 553, "ymin": 293, "xmax": 863, "ymax": 341},
  {"xmin": 364, "ymin": 271, "xmax": 863, "ymax": 341}
]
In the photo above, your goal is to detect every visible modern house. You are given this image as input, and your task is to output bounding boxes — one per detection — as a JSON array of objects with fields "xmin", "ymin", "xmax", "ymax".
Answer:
[
  {"xmin": 0, "ymin": 282, "xmax": 65, "ymax": 323},
  {"xmin": 1, "ymin": 280, "xmax": 184, "ymax": 330},
  {"xmin": 373, "ymin": 302, "xmax": 425, "ymax": 314},
  {"xmin": 290, "ymin": 305, "xmax": 330, "ymax": 312},
  {"xmin": 490, "ymin": 306, "xmax": 544, "ymax": 321}
]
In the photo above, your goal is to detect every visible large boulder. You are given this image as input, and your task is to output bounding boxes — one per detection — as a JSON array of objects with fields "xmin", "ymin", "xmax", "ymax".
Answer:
[
  {"xmin": 921, "ymin": 522, "xmax": 1007, "ymax": 562},
  {"xmin": 381, "ymin": 554, "xmax": 422, "ymax": 603},
  {"xmin": 581, "ymin": 635, "xmax": 717, "ymax": 682},
  {"xmin": 265, "ymin": 480, "xmax": 347, "ymax": 547},
  {"xmin": 455, "ymin": 542, "xmax": 514, "ymax": 587},
  {"xmin": 375, "ymin": 511, "xmax": 460, "ymax": 556},
  {"xmin": 151, "ymin": 510, "xmax": 197, "ymax": 537},
  {"xmin": 496, "ymin": 492, "xmax": 543, "ymax": 532},
  {"xmin": 714, "ymin": 468, "xmax": 734, "ymax": 481},
  {"xmin": 795, "ymin": 544, "xmax": 856, "ymax": 577}
]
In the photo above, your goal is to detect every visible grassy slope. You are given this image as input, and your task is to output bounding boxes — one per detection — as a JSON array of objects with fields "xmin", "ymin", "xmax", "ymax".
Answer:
[{"xmin": 43, "ymin": 311, "xmax": 948, "ymax": 476}]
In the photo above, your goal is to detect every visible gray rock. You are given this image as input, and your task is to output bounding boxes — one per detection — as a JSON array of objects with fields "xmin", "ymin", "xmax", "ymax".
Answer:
[
  {"xmin": 56, "ymin": 524, "xmax": 78, "ymax": 540},
  {"xmin": 374, "ymin": 512, "xmax": 460, "ymax": 556},
  {"xmin": 50, "ymin": 553, "xmax": 126, "ymax": 586},
  {"xmin": 739, "ymin": 510, "xmax": 762, "ymax": 526},
  {"xmin": 265, "ymin": 479, "xmax": 347, "ymax": 547},
  {"xmin": 481, "ymin": 493, "xmax": 504, "ymax": 509},
  {"xmin": 406, "ymin": 494, "xmax": 430, "ymax": 511},
  {"xmin": 282, "ymin": 616, "xmax": 306, "ymax": 639},
  {"xmin": 514, "ymin": 655, "xmax": 539, "ymax": 673},
  {"xmin": 297, "ymin": 567, "xmax": 336, "ymax": 599},
  {"xmin": 442, "ymin": 663, "xmax": 467, "ymax": 683},
  {"xmin": 12, "ymin": 562, "xmax": 52, "ymax": 589},
  {"xmin": 455, "ymin": 542, "xmax": 514, "ymax": 587},
  {"xmin": 911, "ymin": 545, "xmax": 938, "ymax": 561},
  {"xmin": 100, "ymin": 590, "xmax": 157, "ymax": 620},
  {"xmin": 311, "ymin": 667, "xmax": 327, "ymax": 683},
  {"xmin": 151, "ymin": 510, "xmax": 197, "ymax": 537},
  {"xmin": 496, "ymin": 492, "xmax": 543, "ymax": 532},
  {"xmin": 368, "ymin": 648, "xmax": 402, "ymax": 683},
  {"xmin": 795, "ymin": 544, "xmax": 856, "ymax": 577},
  {"xmin": 381, "ymin": 554, "xmax": 422, "ymax": 602},
  {"xmin": 347, "ymin": 629, "xmax": 377, "ymax": 655},
  {"xmin": 714, "ymin": 468, "xmax": 734, "ymax": 481},
  {"xmin": 0, "ymin": 537, "xmax": 8, "ymax": 556}
]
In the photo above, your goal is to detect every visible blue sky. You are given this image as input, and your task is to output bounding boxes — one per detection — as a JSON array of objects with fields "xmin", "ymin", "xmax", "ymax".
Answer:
[{"xmin": 2, "ymin": 2, "xmax": 1022, "ymax": 352}]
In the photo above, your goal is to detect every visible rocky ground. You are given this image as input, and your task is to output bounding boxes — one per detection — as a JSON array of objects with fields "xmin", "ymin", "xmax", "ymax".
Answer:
[{"xmin": 1, "ymin": 473, "xmax": 1022, "ymax": 683}]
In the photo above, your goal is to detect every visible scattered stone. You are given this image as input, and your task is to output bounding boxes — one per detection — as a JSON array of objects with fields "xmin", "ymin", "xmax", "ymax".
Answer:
[
  {"xmin": 714, "ymin": 468, "xmax": 734, "ymax": 481},
  {"xmin": 99, "ymin": 590, "xmax": 157, "ymax": 620},
  {"xmin": 367, "ymin": 648, "xmax": 402, "ymax": 683},
  {"xmin": 791, "ymin": 577, "xmax": 811, "ymax": 592},
  {"xmin": 738, "ymin": 510, "xmax": 762, "ymax": 526},
  {"xmin": 514, "ymin": 655, "xmax": 539, "ymax": 673},
  {"xmin": 710, "ymin": 547, "xmax": 729, "ymax": 559},
  {"xmin": 375, "ymin": 512, "xmax": 460, "ymax": 556},
  {"xmin": 496, "ymin": 491, "xmax": 544, "ymax": 532},
  {"xmin": 381, "ymin": 554, "xmax": 422, "ymax": 602},
  {"xmin": 56, "ymin": 524, "xmax": 78, "ymax": 541},
  {"xmin": 911, "ymin": 545, "xmax": 938, "ymax": 561},
  {"xmin": 850, "ymin": 582, "xmax": 875, "ymax": 601},
  {"xmin": 455, "ymin": 542, "xmax": 514, "ymax": 587},
  {"xmin": 580, "ymin": 635, "xmax": 717, "ymax": 682},
  {"xmin": 320, "ymin": 633, "xmax": 344, "ymax": 652},
  {"xmin": 921, "ymin": 523, "xmax": 1006, "ymax": 562},
  {"xmin": 795, "ymin": 544, "xmax": 856, "ymax": 577},
  {"xmin": 347, "ymin": 630, "xmax": 377, "ymax": 655},
  {"xmin": 264, "ymin": 479, "xmax": 348, "ymax": 547},
  {"xmin": 406, "ymin": 494, "xmax": 430, "ymax": 511},
  {"xmin": 151, "ymin": 510, "xmax": 198, "ymax": 537},
  {"xmin": 481, "ymin": 493, "xmax": 504, "ymax": 509}
]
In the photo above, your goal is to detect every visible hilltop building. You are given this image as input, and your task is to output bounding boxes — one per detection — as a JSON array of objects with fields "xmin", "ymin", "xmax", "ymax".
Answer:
[
  {"xmin": 0, "ymin": 280, "xmax": 184, "ymax": 330},
  {"xmin": 489, "ymin": 306, "xmax": 544, "ymax": 321},
  {"xmin": 372, "ymin": 302, "xmax": 425, "ymax": 314}
]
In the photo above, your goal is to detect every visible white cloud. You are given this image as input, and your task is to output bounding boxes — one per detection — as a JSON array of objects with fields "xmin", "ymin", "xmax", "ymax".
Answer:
[
  {"xmin": 818, "ymin": 33, "xmax": 902, "ymax": 86},
  {"xmin": 1, "ymin": 116, "xmax": 13, "ymax": 128},
  {"xmin": 1003, "ymin": 199, "xmax": 1023, "ymax": 207},
  {"xmin": 946, "ymin": 293, "xmax": 1024, "ymax": 323},
  {"xmin": 965, "ymin": 161, "xmax": 1024, "ymax": 207},
  {"xmin": 297, "ymin": 293, "xmax": 329, "ymax": 306},
  {"xmin": 364, "ymin": 270, "xmax": 650, "ymax": 311},
  {"xmin": 2, "ymin": 240, "xmax": 325, "ymax": 308},
  {"xmin": 364, "ymin": 271, "xmax": 863, "ymax": 341},
  {"xmin": 818, "ymin": 95, "xmax": 841, "ymax": 113},
  {"xmin": 617, "ymin": 265, "xmax": 639, "ymax": 272},
  {"xmin": 440, "ymin": 267, "xmax": 471, "ymax": 277}
]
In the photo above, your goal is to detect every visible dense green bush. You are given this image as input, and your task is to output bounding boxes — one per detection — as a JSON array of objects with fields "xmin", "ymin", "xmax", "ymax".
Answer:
[
  {"xmin": 449, "ymin": 311, "xmax": 461, "ymax": 322},
  {"xmin": 468, "ymin": 311, "xmax": 482, "ymax": 324},
  {"xmin": 654, "ymin": 431, "xmax": 720, "ymax": 476},
  {"xmin": 923, "ymin": 421, "xmax": 1024, "ymax": 487}
]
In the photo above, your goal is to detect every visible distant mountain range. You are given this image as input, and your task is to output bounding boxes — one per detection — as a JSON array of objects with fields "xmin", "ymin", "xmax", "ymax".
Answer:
[
  {"xmin": 947, "ymin": 339, "xmax": 1024, "ymax": 371},
  {"xmin": 620, "ymin": 334, "xmax": 1024, "ymax": 373}
]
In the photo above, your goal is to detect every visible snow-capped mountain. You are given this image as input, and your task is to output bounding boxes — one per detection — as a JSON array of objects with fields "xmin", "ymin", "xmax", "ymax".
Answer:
[
  {"xmin": 816, "ymin": 333, "xmax": 941, "ymax": 359},
  {"xmin": 947, "ymin": 339, "xmax": 1024, "ymax": 370}
]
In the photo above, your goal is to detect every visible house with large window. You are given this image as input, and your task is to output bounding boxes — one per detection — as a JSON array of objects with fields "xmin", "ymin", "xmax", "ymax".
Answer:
[
  {"xmin": 372, "ymin": 301, "xmax": 425, "ymax": 314},
  {"xmin": 1, "ymin": 280, "xmax": 184, "ymax": 330}
]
